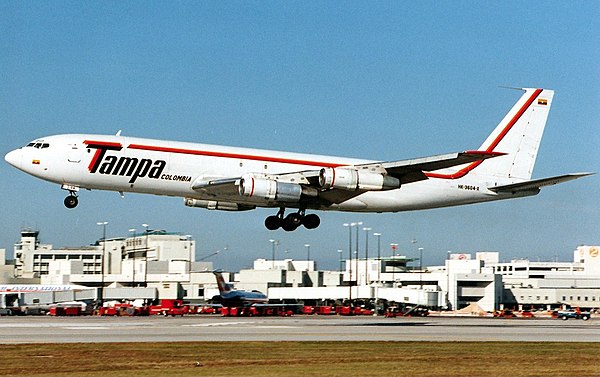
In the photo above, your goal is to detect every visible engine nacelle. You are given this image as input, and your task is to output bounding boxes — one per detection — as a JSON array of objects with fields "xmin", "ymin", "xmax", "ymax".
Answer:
[
  {"xmin": 238, "ymin": 174, "xmax": 302, "ymax": 202},
  {"xmin": 184, "ymin": 198, "xmax": 255, "ymax": 211},
  {"xmin": 319, "ymin": 168, "xmax": 400, "ymax": 191}
]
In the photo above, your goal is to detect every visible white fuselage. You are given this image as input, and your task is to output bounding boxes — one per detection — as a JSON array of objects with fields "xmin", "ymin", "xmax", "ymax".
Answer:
[
  {"xmin": 7, "ymin": 88, "xmax": 585, "ymax": 230},
  {"xmin": 5, "ymin": 133, "xmax": 513, "ymax": 213}
]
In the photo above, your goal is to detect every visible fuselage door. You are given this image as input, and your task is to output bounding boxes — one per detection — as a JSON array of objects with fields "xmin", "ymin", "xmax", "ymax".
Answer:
[{"xmin": 67, "ymin": 143, "xmax": 82, "ymax": 163}]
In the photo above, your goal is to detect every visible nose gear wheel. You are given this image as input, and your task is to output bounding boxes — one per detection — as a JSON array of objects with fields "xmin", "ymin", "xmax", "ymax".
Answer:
[{"xmin": 64, "ymin": 194, "xmax": 78, "ymax": 209}]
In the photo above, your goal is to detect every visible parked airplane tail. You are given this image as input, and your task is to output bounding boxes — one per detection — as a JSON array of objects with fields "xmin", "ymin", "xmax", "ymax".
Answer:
[
  {"xmin": 213, "ymin": 271, "xmax": 232, "ymax": 295},
  {"xmin": 476, "ymin": 88, "xmax": 554, "ymax": 183}
]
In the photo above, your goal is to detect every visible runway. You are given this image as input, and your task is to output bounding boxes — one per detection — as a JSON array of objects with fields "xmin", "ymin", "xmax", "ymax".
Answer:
[{"xmin": 0, "ymin": 315, "xmax": 598, "ymax": 343}]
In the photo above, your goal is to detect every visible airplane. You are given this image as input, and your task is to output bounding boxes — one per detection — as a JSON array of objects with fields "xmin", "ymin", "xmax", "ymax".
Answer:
[
  {"xmin": 4, "ymin": 88, "xmax": 591, "ymax": 231},
  {"xmin": 211, "ymin": 270, "xmax": 268, "ymax": 307}
]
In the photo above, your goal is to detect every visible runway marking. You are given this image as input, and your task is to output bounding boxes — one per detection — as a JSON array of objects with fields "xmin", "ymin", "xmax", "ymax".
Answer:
[
  {"xmin": 183, "ymin": 321, "xmax": 253, "ymax": 327},
  {"xmin": 254, "ymin": 326, "xmax": 299, "ymax": 329}
]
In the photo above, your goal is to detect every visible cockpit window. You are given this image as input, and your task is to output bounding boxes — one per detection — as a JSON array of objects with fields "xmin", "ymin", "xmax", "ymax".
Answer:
[{"xmin": 25, "ymin": 141, "xmax": 50, "ymax": 149}]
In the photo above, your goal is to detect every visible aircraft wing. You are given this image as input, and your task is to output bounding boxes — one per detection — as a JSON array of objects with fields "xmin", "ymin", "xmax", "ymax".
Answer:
[
  {"xmin": 191, "ymin": 150, "xmax": 503, "ymax": 200},
  {"xmin": 296, "ymin": 150, "xmax": 504, "ymax": 184},
  {"xmin": 488, "ymin": 172, "xmax": 594, "ymax": 194},
  {"xmin": 364, "ymin": 150, "xmax": 504, "ymax": 184}
]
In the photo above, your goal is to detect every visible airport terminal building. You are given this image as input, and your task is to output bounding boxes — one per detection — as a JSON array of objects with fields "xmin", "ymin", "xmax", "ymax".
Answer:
[{"xmin": 1, "ymin": 230, "xmax": 599, "ymax": 312}]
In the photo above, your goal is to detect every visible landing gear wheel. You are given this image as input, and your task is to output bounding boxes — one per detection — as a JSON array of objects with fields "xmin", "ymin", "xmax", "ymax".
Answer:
[
  {"xmin": 282, "ymin": 213, "xmax": 302, "ymax": 232},
  {"xmin": 265, "ymin": 215, "xmax": 281, "ymax": 230},
  {"xmin": 64, "ymin": 195, "xmax": 78, "ymax": 209},
  {"xmin": 303, "ymin": 214, "xmax": 321, "ymax": 229},
  {"xmin": 263, "ymin": 208, "xmax": 320, "ymax": 231}
]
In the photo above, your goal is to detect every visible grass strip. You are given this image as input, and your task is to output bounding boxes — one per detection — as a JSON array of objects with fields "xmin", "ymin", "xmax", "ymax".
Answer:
[{"xmin": 1, "ymin": 341, "xmax": 599, "ymax": 377}]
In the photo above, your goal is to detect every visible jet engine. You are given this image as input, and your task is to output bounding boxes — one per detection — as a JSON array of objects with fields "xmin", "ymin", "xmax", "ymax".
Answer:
[
  {"xmin": 184, "ymin": 198, "xmax": 256, "ymax": 211},
  {"xmin": 238, "ymin": 174, "xmax": 302, "ymax": 202},
  {"xmin": 319, "ymin": 168, "xmax": 400, "ymax": 191}
]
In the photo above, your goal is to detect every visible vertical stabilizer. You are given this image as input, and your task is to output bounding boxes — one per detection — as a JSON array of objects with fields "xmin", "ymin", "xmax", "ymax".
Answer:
[
  {"xmin": 213, "ymin": 271, "xmax": 232, "ymax": 295},
  {"xmin": 477, "ymin": 88, "xmax": 554, "ymax": 182}
]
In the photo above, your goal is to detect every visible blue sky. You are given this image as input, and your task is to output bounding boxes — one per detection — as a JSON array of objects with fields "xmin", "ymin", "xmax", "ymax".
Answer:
[{"xmin": 1, "ymin": 2, "xmax": 599, "ymax": 270}]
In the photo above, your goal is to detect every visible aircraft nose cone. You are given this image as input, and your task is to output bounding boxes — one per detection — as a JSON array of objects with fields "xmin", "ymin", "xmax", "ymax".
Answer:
[{"xmin": 4, "ymin": 149, "xmax": 22, "ymax": 168}]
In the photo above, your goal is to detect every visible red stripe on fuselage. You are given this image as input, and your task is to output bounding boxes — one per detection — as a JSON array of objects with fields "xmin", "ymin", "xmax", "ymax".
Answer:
[
  {"xmin": 83, "ymin": 140, "xmax": 123, "ymax": 172},
  {"xmin": 128, "ymin": 143, "xmax": 346, "ymax": 168},
  {"xmin": 425, "ymin": 89, "xmax": 543, "ymax": 180},
  {"xmin": 84, "ymin": 140, "xmax": 122, "ymax": 148}
]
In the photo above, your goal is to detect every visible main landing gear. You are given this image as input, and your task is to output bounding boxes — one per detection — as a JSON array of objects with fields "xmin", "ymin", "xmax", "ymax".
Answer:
[
  {"xmin": 265, "ymin": 208, "xmax": 320, "ymax": 231},
  {"xmin": 64, "ymin": 193, "xmax": 78, "ymax": 209}
]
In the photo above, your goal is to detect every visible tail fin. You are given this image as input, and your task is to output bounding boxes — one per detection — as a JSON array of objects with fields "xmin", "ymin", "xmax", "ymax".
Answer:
[
  {"xmin": 476, "ymin": 88, "xmax": 554, "ymax": 182},
  {"xmin": 213, "ymin": 270, "xmax": 232, "ymax": 295}
]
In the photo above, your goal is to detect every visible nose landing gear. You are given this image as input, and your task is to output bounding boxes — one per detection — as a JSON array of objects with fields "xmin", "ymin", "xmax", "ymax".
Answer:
[
  {"xmin": 64, "ymin": 193, "xmax": 78, "ymax": 209},
  {"xmin": 264, "ymin": 208, "xmax": 320, "ymax": 231},
  {"xmin": 61, "ymin": 184, "xmax": 80, "ymax": 209}
]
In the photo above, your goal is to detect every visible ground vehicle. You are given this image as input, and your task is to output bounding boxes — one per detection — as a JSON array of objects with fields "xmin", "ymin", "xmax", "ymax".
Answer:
[{"xmin": 557, "ymin": 308, "xmax": 591, "ymax": 321}]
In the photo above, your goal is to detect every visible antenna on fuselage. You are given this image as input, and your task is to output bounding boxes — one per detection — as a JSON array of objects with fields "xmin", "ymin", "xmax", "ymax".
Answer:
[{"xmin": 115, "ymin": 130, "xmax": 122, "ymax": 136}]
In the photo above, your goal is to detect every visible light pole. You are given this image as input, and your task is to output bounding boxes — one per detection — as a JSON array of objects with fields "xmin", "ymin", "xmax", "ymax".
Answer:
[
  {"xmin": 373, "ymin": 233, "xmax": 381, "ymax": 283},
  {"xmin": 343, "ymin": 223, "xmax": 353, "ymax": 302},
  {"xmin": 447, "ymin": 250, "xmax": 451, "ymax": 310},
  {"xmin": 128, "ymin": 228, "xmax": 136, "ymax": 286},
  {"xmin": 419, "ymin": 247, "xmax": 424, "ymax": 289},
  {"xmin": 185, "ymin": 235, "xmax": 193, "ymax": 275},
  {"xmin": 411, "ymin": 238, "xmax": 418, "ymax": 288},
  {"xmin": 390, "ymin": 243, "xmax": 398, "ymax": 285},
  {"xmin": 142, "ymin": 223, "xmax": 149, "ymax": 287},
  {"xmin": 185, "ymin": 235, "xmax": 193, "ymax": 299},
  {"xmin": 198, "ymin": 250, "xmax": 220, "ymax": 261},
  {"xmin": 96, "ymin": 221, "xmax": 108, "ymax": 305},
  {"xmin": 269, "ymin": 239, "xmax": 279, "ymax": 269},
  {"xmin": 363, "ymin": 227, "xmax": 371, "ymax": 284},
  {"xmin": 304, "ymin": 244, "xmax": 310, "ymax": 270},
  {"xmin": 354, "ymin": 222, "xmax": 362, "ymax": 285}
]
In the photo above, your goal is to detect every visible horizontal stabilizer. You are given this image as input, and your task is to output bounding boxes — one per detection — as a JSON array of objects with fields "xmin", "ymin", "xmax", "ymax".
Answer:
[{"xmin": 489, "ymin": 173, "xmax": 594, "ymax": 193}]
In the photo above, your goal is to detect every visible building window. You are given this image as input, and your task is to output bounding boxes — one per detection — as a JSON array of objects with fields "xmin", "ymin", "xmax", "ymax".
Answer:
[{"xmin": 198, "ymin": 288, "xmax": 205, "ymax": 297}]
